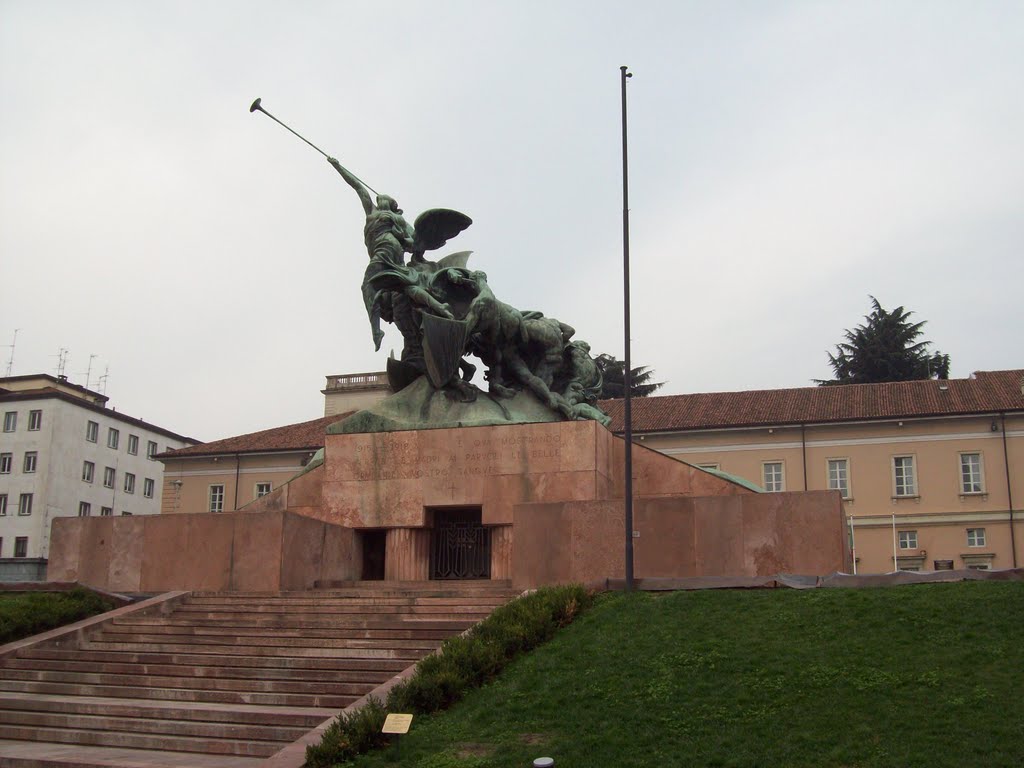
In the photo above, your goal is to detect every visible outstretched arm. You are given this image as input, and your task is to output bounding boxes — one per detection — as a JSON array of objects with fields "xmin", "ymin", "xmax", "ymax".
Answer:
[{"xmin": 328, "ymin": 157, "xmax": 373, "ymax": 216}]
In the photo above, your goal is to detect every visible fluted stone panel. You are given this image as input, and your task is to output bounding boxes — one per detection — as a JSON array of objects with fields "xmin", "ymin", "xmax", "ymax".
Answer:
[
  {"xmin": 490, "ymin": 525, "xmax": 513, "ymax": 580},
  {"xmin": 385, "ymin": 527, "xmax": 431, "ymax": 581}
]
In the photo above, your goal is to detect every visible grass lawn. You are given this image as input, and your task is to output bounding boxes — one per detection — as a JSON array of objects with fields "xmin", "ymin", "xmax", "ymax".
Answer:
[
  {"xmin": 349, "ymin": 581, "xmax": 1023, "ymax": 768},
  {"xmin": 0, "ymin": 588, "xmax": 116, "ymax": 644}
]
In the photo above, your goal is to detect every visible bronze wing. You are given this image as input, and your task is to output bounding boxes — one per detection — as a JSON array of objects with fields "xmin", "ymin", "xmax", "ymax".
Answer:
[{"xmin": 412, "ymin": 209, "xmax": 473, "ymax": 253}]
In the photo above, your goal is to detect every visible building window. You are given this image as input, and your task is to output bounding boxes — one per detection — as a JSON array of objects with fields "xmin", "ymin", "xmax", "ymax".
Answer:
[
  {"xmin": 827, "ymin": 459, "xmax": 850, "ymax": 498},
  {"xmin": 893, "ymin": 456, "xmax": 917, "ymax": 497},
  {"xmin": 28, "ymin": 410, "xmax": 42, "ymax": 431},
  {"xmin": 696, "ymin": 463, "xmax": 720, "ymax": 471},
  {"xmin": 967, "ymin": 528, "xmax": 986, "ymax": 547},
  {"xmin": 966, "ymin": 563, "xmax": 990, "ymax": 571},
  {"xmin": 103, "ymin": 467, "xmax": 116, "ymax": 488},
  {"xmin": 3, "ymin": 411, "xmax": 16, "ymax": 432},
  {"xmin": 86, "ymin": 420, "xmax": 99, "ymax": 442},
  {"xmin": 124, "ymin": 473, "xmax": 135, "ymax": 494},
  {"xmin": 959, "ymin": 453, "xmax": 984, "ymax": 494},
  {"xmin": 762, "ymin": 462, "xmax": 784, "ymax": 492},
  {"xmin": 256, "ymin": 482, "xmax": 272, "ymax": 498},
  {"xmin": 14, "ymin": 537, "xmax": 28, "ymax": 558},
  {"xmin": 143, "ymin": 478, "xmax": 155, "ymax": 498},
  {"xmin": 0, "ymin": 453, "xmax": 11, "ymax": 474},
  {"xmin": 82, "ymin": 461, "xmax": 95, "ymax": 483},
  {"xmin": 147, "ymin": 441, "xmax": 158, "ymax": 459},
  {"xmin": 101, "ymin": 506, "xmax": 113, "ymax": 517},
  {"xmin": 209, "ymin": 484, "xmax": 225, "ymax": 513},
  {"xmin": 23, "ymin": 452, "xmax": 37, "ymax": 473},
  {"xmin": 78, "ymin": 501, "xmax": 91, "ymax": 517},
  {"xmin": 127, "ymin": 434, "xmax": 139, "ymax": 455},
  {"xmin": 107, "ymin": 428, "xmax": 120, "ymax": 449},
  {"xmin": 898, "ymin": 530, "xmax": 918, "ymax": 549},
  {"xmin": 0, "ymin": 494, "xmax": 6, "ymax": 516},
  {"xmin": 121, "ymin": 511, "xmax": 132, "ymax": 516},
  {"xmin": 18, "ymin": 493, "xmax": 32, "ymax": 516}
]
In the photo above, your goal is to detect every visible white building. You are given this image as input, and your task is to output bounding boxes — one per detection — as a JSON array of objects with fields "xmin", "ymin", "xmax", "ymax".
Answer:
[{"xmin": 0, "ymin": 374, "xmax": 196, "ymax": 580}]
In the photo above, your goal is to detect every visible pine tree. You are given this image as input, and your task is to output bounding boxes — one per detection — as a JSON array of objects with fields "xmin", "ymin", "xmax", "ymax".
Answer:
[
  {"xmin": 819, "ymin": 297, "xmax": 950, "ymax": 386},
  {"xmin": 594, "ymin": 354, "xmax": 665, "ymax": 399}
]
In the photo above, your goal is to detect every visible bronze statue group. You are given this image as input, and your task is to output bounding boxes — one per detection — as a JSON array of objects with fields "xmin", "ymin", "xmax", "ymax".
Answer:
[{"xmin": 328, "ymin": 156, "xmax": 609, "ymax": 426}]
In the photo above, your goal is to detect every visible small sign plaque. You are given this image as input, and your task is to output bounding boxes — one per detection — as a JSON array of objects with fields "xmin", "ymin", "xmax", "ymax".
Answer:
[{"xmin": 382, "ymin": 713, "xmax": 413, "ymax": 734}]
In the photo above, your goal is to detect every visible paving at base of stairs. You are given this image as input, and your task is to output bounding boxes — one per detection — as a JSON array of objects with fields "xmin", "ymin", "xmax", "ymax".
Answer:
[{"xmin": 0, "ymin": 581, "xmax": 520, "ymax": 768}]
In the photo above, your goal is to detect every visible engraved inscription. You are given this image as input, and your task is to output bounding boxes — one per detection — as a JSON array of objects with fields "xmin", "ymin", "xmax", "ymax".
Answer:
[{"xmin": 348, "ymin": 430, "xmax": 563, "ymax": 481}]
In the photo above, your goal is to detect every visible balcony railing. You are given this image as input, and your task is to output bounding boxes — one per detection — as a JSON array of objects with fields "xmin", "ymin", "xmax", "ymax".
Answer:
[{"xmin": 325, "ymin": 372, "xmax": 389, "ymax": 391}]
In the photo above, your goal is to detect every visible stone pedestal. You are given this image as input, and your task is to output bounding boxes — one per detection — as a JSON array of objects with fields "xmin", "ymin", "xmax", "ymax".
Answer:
[{"xmin": 54, "ymin": 418, "xmax": 848, "ymax": 592}]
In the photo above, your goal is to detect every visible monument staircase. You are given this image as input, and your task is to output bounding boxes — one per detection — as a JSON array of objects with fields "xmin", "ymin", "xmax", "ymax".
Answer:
[{"xmin": 0, "ymin": 581, "xmax": 519, "ymax": 768}]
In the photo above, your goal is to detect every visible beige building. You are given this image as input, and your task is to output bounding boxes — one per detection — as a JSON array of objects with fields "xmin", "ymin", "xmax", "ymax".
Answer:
[
  {"xmin": 161, "ymin": 369, "xmax": 1022, "ymax": 575},
  {"xmin": 158, "ymin": 415, "xmax": 337, "ymax": 515},
  {"xmin": 602, "ymin": 369, "xmax": 1023, "ymax": 573},
  {"xmin": 159, "ymin": 374, "xmax": 388, "ymax": 514},
  {"xmin": 323, "ymin": 371, "xmax": 389, "ymax": 417}
]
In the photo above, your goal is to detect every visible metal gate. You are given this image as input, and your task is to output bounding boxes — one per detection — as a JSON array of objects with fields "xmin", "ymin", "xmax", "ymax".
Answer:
[{"xmin": 431, "ymin": 509, "xmax": 490, "ymax": 580}]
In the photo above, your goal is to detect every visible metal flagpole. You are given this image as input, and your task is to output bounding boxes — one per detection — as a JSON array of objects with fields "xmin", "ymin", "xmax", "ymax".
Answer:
[
  {"xmin": 620, "ymin": 65, "xmax": 634, "ymax": 592},
  {"xmin": 849, "ymin": 515, "xmax": 857, "ymax": 575},
  {"xmin": 891, "ymin": 512, "xmax": 899, "ymax": 573}
]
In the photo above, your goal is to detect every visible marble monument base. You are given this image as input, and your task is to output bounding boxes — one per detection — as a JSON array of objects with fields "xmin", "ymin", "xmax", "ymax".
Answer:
[{"xmin": 48, "ymin": 420, "xmax": 850, "ymax": 591}]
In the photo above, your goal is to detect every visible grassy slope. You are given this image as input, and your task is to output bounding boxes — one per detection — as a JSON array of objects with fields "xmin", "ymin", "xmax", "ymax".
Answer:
[{"xmin": 351, "ymin": 582, "xmax": 1024, "ymax": 768}]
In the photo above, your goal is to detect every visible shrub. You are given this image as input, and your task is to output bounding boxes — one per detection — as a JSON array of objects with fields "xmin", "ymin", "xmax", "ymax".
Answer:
[
  {"xmin": 305, "ymin": 583, "xmax": 591, "ymax": 767},
  {"xmin": 0, "ymin": 588, "xmax": 116, "ymax": 644},
  {"xmin": 305, "ymin": 696, "xmax": 389, "ymax": 766}
]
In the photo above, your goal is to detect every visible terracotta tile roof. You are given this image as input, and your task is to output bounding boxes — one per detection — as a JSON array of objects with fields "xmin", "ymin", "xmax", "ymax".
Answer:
[
  {"xmin": 600, "ymin": 369, "xmax": 1024, "ymax": 433},
  {"xmin": 160, "ymin": 414, "xmax": 350, "ymax": 458}
]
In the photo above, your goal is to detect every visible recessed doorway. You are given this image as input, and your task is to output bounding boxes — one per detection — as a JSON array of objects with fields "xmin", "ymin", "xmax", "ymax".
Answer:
[
  {"xmin": 430, "ymin": 507, "xmax": 490, "ymax": 580},
  {"xmin": 360, "ymin": 530, "xmax": 386, "ymax": 581}
]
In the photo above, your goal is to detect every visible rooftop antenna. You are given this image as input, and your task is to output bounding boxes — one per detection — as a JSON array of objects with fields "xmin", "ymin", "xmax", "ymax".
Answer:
[
  {"xmin": 98, "ymin": 365, "xmax": 110, "ymax": 396},
  {"xmin": 3, "ymin": 329, "xmax": 18, "ymax": 377},
  {"xmin": 84, "ymin": 354, "xmax": 98, "ymax": 390},
  {"xmin": 54, "ymin": 347, "xmax": 70, "ymax": 378}
]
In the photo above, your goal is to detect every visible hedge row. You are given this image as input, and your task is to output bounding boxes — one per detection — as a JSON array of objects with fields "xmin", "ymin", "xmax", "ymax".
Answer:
[
  {"xmin": 0, "ymin": 588, "xmax": 117, "ymax": 645},
  {"xmin": 305, "ymin": 583, "xmax": 591, "ymax": 766}
]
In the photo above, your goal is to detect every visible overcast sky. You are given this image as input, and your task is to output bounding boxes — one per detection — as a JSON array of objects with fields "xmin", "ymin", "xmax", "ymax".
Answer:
[{"xmin": 2, "ymin": 1, "xmax": 1022, "ymax": 443}]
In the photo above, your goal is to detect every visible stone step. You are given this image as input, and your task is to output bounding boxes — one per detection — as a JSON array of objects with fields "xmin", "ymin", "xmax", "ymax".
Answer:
[
  {"xmin": 84, "ymin": 632, "xmax": 446, "ymax": 650},
  {"xmin": 0, "ymin": 738, "xmax": 265, "ymax": 768},
  {"xmin": 112, "ymin": 615, "xmax": 472, "ymax": 630},
  {"xmin": 0, "ymin": 724, "xmax": 281, "ymax": 758},
  {"xmin": 0, "ymin": 692, "xmax": 332, "ymax": 727},
  {"xmin": 311, "ymin": 578, "xmax": 515, "ymax": 590},
  {"xmin": 0, "ymin": 585, "xmax": 516, "ymax": 767},
  {"xmin": 199, "ymin": 579, "xmax": 515, "ymax": 595},
  {"xmin": 98, "ymin": 623, "xmax": 464, "ymax": 640},
  {"xmin": 15, "ymin": 648, "xmax": 411, "ymax": 672},
  {"xmin": 173, "ymin": 606, "xmax": 499, "ymax": 618},
  {"xmin": 184, "ymin": 595, "xmax": 512, "ymax": 606},
  {"xmin": 0, "ymin": 710, "xmax": 308, "ymax": 744},
  {"xmin": 2, "ymin": 659, "xmax": 389, "ymax": 684},
  {"xmin": 0, "ymin": 679, "xmax": 356, "ymax": 709},
  {"xmin": 77, "ymin": 640, "xmax": 428, "ymax": 659},
  {"xmin": 0, "ymin": 669, "xmax": 374, "ymax": 697}
]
